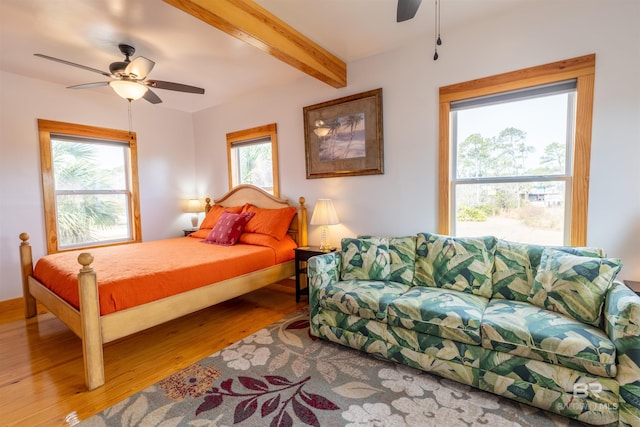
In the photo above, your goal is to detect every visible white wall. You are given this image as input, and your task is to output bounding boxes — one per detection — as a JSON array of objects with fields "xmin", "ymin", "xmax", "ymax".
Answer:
[
  {"xmin": 193, "ymin": 0, "xmax": 640, "ymax": 280},
  {"xmin": 0, "ymin": 71, "xmax": 197, "ymax": 301}
]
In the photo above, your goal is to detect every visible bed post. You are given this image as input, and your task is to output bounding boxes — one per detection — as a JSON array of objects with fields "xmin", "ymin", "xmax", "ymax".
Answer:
[
  {"xmin": 19, "ymin": 233, "xmax": 37, "ymax": 318},
  {"xmin": 298, "ymin": 197, "xmax": 308, "ymax": 247},
  {"xmin": 77, "ymin": 252, "xmax": 105, "ymax": 390}
]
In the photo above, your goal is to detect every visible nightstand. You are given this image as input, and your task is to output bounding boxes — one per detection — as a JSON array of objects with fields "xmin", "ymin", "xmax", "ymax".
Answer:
[
  {"xmin": 183, "ymin": 228, "xmax": 198, "ymax": 237},
  {"xmin": 294, "ymin": 246, "xmax": 336, "ymax": 302},
  {"xmin": 623, "ymin": 280, "xmax": 640, "ymax": 296}
]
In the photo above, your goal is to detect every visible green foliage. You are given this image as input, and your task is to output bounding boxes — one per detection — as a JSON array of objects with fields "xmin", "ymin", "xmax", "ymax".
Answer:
[
  {"xmin": 540, "ymin": 141, "xmax": 566, "ymax": 173},
  {"xmin": 52, "ymin": 140, "xmax": 124, "ymax": 246},
  {"xmin": 237, "ymin": 143, "xmax": 272, "ymax": 188},
  {"xmin": 457, "ymin": 133, "xmax": 493, "ymax": 178},
  {"xmin": 457, "ymin": 206, "xmax": 488, "ymax": 222},
  {"xmin": 494, "ymin": 127, "xmax": 534, "ymax": 176}
]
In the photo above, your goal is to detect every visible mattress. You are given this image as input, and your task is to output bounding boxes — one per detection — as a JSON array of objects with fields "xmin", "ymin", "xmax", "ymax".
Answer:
[{"xmin": 33, "ymin": 235, "xmax": 296, "ymax": 315}]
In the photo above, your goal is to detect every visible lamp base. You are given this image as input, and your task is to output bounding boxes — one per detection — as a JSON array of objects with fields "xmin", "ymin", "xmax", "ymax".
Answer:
[
  {"xmin": 318, "ymin": 225, "xmax": 334, "ymax": 252},
  {"xmin": 319, "ymin": 243, "xmax": 335, "ymax": 252},
  {"xmin": 191, "ymin": 215, "xmax": 198, "ymax": 228}
]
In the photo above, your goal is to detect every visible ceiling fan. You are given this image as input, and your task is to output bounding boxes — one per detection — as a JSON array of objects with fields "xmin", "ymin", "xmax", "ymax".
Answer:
[
  {"xmin": 397, "ymin": 0, "xmax": 423, "ymax": 22},
  {"xmin": 34, "ymin": 44, "xmax": 205, "ymax": 104}
]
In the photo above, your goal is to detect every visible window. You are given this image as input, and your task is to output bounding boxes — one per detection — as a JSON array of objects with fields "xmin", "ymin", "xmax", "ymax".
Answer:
[
  {"xmin": 226, "ymin": 123, "xmax": 280, "ymax": 196},
  {"xmin": 439, "ymin": 55, "xmax": 595, "ymax": 246},
  {"xmin": 38, "ymin": 119, "xmax": 141, "ymax": 253}
]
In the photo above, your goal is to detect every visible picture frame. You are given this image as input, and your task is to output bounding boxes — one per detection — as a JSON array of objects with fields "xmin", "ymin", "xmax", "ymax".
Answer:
[{"xmin": 303, "ymin": 88, "xmax": 383, "ymax": 179}]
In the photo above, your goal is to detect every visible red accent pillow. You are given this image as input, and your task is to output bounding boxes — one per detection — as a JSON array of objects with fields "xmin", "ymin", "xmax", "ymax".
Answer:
[
  {"xmin": 243, "ymin": 204, "xmax": 297, "ymax": 240},
  {"xmin": 203, "ymin": 211, "xmax": 255, "ymax": 246},
  {"xmin": 199, "ymin": 204, "xmax": 245, "ymax": 230}
]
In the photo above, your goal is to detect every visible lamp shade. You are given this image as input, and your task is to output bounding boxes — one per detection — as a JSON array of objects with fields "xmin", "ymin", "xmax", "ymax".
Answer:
[
  {"xmin": 109, "ymin": 80, "xmax": 148, "ymax": 100},
  {"xmin": 310, "ymin": 199, "xmax": 340, "ymax": 225},
  {"xmin": 184, "ymin": 199, "xmax": 203, "ymax": 213}
]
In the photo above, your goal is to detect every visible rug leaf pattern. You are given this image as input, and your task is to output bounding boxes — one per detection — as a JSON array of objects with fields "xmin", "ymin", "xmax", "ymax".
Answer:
[{"xmin": 81, "ymin": 309, "xmax": 584, "ymax": 427}]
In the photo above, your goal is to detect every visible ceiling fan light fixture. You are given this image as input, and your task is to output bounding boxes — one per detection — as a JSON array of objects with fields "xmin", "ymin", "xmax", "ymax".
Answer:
[{"xmin": 109, "ymin": 80, "xmax": 148, "ymax": 100}]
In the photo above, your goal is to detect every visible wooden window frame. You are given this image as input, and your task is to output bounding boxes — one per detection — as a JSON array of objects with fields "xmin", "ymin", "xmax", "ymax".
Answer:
[
  {"xmin": 226, "ymin": 123, "xmax": 280, "ymax": 197},
  {"xmin": 38, "ymin": 119, "xmax": 142, "ymax": 254},
  {"xmin": 438, "ymin": 54, "xmax": 595, "ymax": 246}
]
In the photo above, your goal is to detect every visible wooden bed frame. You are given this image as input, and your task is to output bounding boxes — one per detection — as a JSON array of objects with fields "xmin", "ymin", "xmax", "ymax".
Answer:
[{"xmin": 19, "ymin": 185, "xmax": 308, "ymax": 390}]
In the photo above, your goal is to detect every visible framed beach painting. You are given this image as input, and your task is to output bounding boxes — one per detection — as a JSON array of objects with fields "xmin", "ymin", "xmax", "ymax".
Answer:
[{"xmin": 303, "ymin": 88, "xmax": 383, "ymax": 179}]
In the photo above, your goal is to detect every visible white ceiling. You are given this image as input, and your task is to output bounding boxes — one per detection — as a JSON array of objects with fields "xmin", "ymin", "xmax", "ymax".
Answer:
[{"xmin": 0, "ymin": 0, "xmax": 524, "ymax": 113}]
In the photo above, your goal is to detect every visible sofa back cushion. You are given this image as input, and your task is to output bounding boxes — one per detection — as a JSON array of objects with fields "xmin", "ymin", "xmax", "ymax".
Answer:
[
  {"xmin": 413, "ymin": 232, "xmax": 496, "ymax": 298},
  {"xmin": 388, "ymin": 236, "xmax": 417, "ymax": 286},
  {"xmin": 527, "ymin": 248, "xmax": 622, "ymax": 326},
  {"xmin": 353, "ymin": 235, "xmax": 417, "ymax": 285},
  {"xmin": 341, "ymin": 237, "xmax": 390, "ymax": 281},
  {"xmin": 492, "ymin": 240, "xmax": 607, "ymax": 301}
]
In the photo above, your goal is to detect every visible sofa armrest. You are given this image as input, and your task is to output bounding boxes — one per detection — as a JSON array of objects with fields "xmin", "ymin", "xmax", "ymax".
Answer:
[
  {"xmin": 307, "ymin": 252, "xmax": 341, "ymax": 305},
  {"xmin": 307, "ymin": 252, "xmax": 341, "ymax": 336},
  {"xmin": 604, "ymin": 280, "xmax": 640, "ymax": 425}
]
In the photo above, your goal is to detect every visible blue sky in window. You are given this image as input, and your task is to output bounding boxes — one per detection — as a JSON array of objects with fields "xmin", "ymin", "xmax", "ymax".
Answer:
[{"xmin": 456, "ymin": 93, "xmax": 570, "ymax": 170}]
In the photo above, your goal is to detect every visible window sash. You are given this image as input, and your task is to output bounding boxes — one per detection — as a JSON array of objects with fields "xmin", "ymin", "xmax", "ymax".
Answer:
[
  {"xmin": 54, "ymin": 193, "xmax": 133, "ymax": 249},
  {"xmin": 230, "ymin": 140, "xmax": 273, "ymax": 189},
  {"xmin": 449, "ymin": 85, "xmax": 577, "ymax": 246},
  {"xmin": 226, "ymin": 123, "xmax": 279, "ymax": 196},
  {"xmin": 451, "ymin": 89, "xmax": 576, "ymax": 182},
  {"xmin": 438, "ymin": 55, "xmax": 595, "ymax": 246},
  {"xmin": 38, "ymin": 119, "xmax": 142, "ymax": 253}
]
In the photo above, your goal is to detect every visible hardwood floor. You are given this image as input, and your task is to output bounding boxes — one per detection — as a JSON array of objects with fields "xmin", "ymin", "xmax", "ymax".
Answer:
[{"xmin": 0, "ymin": 279, "xmax": 306, "ymax": 426}]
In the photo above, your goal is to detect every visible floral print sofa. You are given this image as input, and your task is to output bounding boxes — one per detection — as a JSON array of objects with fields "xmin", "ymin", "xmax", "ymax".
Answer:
[{"xmin": 307, "ymin": 233, "xmax": 640, "ymax": 426}]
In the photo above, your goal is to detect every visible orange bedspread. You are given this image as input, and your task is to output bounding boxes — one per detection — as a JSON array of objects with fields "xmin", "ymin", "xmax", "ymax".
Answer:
[{"xmin": 33, "ymin": 236, "xmax": 296, "ymax": 315}]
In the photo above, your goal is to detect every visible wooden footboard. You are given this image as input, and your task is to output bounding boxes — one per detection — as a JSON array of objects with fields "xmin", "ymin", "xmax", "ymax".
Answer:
[{"xmin": 19, "ymin": 188, "xmax": 307, "ymax": 390}]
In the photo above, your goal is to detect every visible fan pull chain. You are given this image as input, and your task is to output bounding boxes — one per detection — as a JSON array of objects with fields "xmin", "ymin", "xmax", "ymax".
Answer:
[{"xmin": 433, "ymin": 0, "xmax": 442, "ymax": 60}]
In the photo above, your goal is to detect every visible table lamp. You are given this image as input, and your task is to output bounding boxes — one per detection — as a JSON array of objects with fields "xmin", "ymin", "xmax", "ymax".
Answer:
[
  {"xmin": 185, "ymin": 199, "xmax": 203, "ymax": 228},
  {"xmin": 310, "ymin": 199, "xmax": 340, "ymax": 251}
]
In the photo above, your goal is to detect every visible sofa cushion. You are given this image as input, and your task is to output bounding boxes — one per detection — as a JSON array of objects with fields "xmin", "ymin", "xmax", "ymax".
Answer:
[
  {"xmin": 480, "ymin": 352, "xmax": 620, "ymax": 425},
  {"xmin": 492, "ymin": 240, "xmax": 607, "ymax": 302},
  {"xmin": 314, "ymin": 309, "xmax": 389, "ymax": 343},
  {"xmin": 357, "ymin": 235, "xmax": 417, "ymax": 286},
  {"xmin": 481, "ymin": 299, "xmax": 617, "ymax": 378},
  {"xmin": 387, "ymin": 286, "xmax": 489, "ymax": 345},
  {"xmin": 413, "ymin": 233, "xmax": 496, "ymax": 298},
  {"xmin": 492, "ymin": 240, "xmax": 541, "ymax": 302},
  {"xmin": 341, "ymin": 237, "xmax": 390, "ymax": 281},
  {"xmin": 317, "ymin": 279, "xmax": 410, "ymax": 322},
  {"xmin": 388, "ymin": 236, "xmax": 417, "ymax": 286},
  {"xmin": 386, "ymin": 325, "xmax": 485, "ymax": 368},
  {"xmin": 528, "ymin": 248, "xmax": 622, "ymax": 326}
]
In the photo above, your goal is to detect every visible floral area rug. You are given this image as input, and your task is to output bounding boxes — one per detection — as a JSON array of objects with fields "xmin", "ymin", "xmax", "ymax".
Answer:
[{"xmin": 81, "ymin": 309, "xmax": 584, "ymax": 427}]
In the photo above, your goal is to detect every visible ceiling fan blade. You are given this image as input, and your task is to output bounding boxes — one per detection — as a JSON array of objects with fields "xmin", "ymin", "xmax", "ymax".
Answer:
[
  {"xmin": 397, "ymin": 0, "xmax": 422, "ymax": 22},
  {"xmin": 145, "ymin": 80, "xmax": 205, "ymax": 94},
  {"xmin": 143, "ymin": 89, "xmax": 162, "ymax": 104},
  {"xmin": 34, "ymin": 53, "xmax": 112, "ymax": 77},
  {"xmin": 67, "ymin": 82, "xmax": 110, "ymax": 89},
  {"xmin": 125, "ymin": 56, "xmax": 155, "ymax": 80}
]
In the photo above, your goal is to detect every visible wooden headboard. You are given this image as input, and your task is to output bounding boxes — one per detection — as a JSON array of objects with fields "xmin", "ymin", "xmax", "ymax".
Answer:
[{"xmin": 204, "ymin": 184, "xmax": 307, "ymax": 246}]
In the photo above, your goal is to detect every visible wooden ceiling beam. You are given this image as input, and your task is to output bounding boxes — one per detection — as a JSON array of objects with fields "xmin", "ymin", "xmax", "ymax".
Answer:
[{"xmin": 163, "ymin": 0, "xmax": 347, "ymax": 88}]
